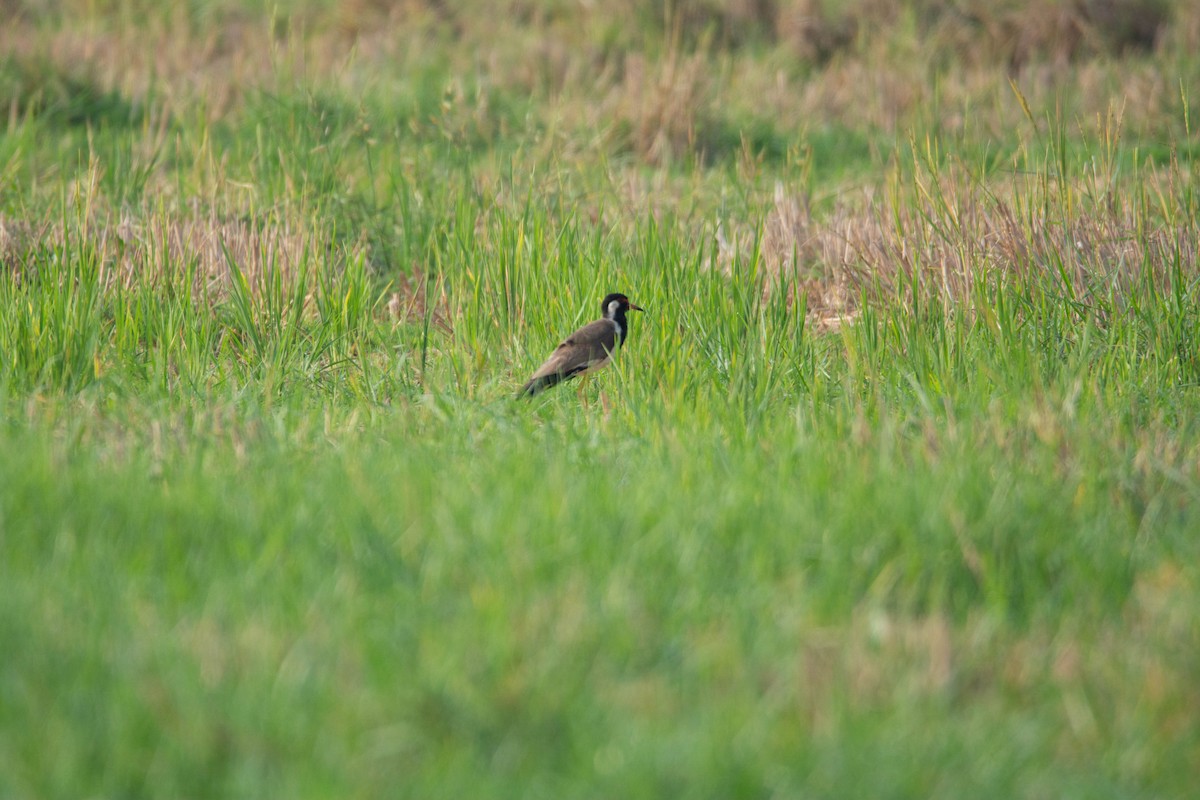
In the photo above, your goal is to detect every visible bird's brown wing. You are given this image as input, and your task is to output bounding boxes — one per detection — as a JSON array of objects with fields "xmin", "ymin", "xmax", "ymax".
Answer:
[{"xmin": 518, "ymin": 319, "xmax": 618, "ymax": 396}]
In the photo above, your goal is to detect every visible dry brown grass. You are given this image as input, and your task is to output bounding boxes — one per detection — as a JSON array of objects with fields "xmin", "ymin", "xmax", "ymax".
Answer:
[
  {"xmin": 5, "ymin": 1, "xmax": 1195, "ymax": 148},
  {"xmin": 385, "ymin": 270, "xmax": 453, "ymax": 333},
  {"xmin": 609, "ymin": 48, "xmax": 713, "ymax": 166},
  {"xmin": 4, "ymin": 1, "xmax": 1195, "ymax": 333},
  {"xmin": 1, "ymin": 205, "xmax": 356, "ymax": 301},
  {"xmin": 0, "ymin": 4, "xmax": 338, "ymax": 122},
  {"xmin": 717, "ymin": 156, "xmax": 1198, "ymax": 325}
]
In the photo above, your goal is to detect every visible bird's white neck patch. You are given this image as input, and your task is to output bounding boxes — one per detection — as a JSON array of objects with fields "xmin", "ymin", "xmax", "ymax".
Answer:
[{"xmin": 607, "ymin": 299, "xmax": 621, "ymax": 318}]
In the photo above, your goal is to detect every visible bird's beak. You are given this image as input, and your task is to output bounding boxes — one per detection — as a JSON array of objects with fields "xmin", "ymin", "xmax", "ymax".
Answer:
[{"xmin": 628, "ymin": 302, "xmax": 645, "ymax": 312}]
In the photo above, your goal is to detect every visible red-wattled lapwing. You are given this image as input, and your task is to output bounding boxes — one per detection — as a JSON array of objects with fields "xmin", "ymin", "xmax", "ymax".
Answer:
[{"xmin": 517, "ymin": 292, "xmax": 645, "ymax": 398}]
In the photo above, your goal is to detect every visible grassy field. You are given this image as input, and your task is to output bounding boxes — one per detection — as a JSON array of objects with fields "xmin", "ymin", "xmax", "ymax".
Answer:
[{"xmin": 2, "ymin": 1, "xmax": 1199, "ymax": 797}]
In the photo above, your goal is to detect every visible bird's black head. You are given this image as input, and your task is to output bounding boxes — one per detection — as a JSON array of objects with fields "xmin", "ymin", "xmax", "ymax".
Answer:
[{"xmin": 601, "ymin": 293, "xmax": 645, "ymax": 319}]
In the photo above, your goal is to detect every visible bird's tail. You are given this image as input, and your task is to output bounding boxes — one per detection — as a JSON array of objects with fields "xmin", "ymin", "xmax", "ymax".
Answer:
[{"xmin": 516, "ymin": 373, "xmax": 564, "ymax": 398}]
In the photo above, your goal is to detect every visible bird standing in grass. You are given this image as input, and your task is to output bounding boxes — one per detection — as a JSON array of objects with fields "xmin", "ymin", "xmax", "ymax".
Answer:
[{"xmin": 518, "ymin": 292, "xmax": 645, "ymax": 398}]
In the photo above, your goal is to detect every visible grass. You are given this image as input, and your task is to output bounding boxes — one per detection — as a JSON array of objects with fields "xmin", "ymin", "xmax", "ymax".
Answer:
[{"xmin": 2, "ymin": 1, "xmax": 1200, "ymax": 797}]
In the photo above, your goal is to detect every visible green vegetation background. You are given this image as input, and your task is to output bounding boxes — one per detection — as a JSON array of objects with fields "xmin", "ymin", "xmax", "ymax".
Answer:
[{"xmin": 1, "ymin": 1, "xmax": 1198, "ymax": 797}]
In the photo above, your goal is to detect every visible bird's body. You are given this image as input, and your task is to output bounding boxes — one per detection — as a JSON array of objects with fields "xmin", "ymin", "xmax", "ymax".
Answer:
[{"xmin": 518, "ymin": 293, "xmax": 644, "ymax": 398}]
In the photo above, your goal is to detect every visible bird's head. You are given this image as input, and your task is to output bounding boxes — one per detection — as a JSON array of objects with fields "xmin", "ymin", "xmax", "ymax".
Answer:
[{"xmin": 601, "ymin": 293, "xmax": 645, "ymax": 318}]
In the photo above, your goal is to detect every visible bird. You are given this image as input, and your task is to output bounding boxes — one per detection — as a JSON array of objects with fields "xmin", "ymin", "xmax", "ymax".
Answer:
[{"xmin": 517, "ymin": 292, "xmax": 645, "ymax": 398}]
